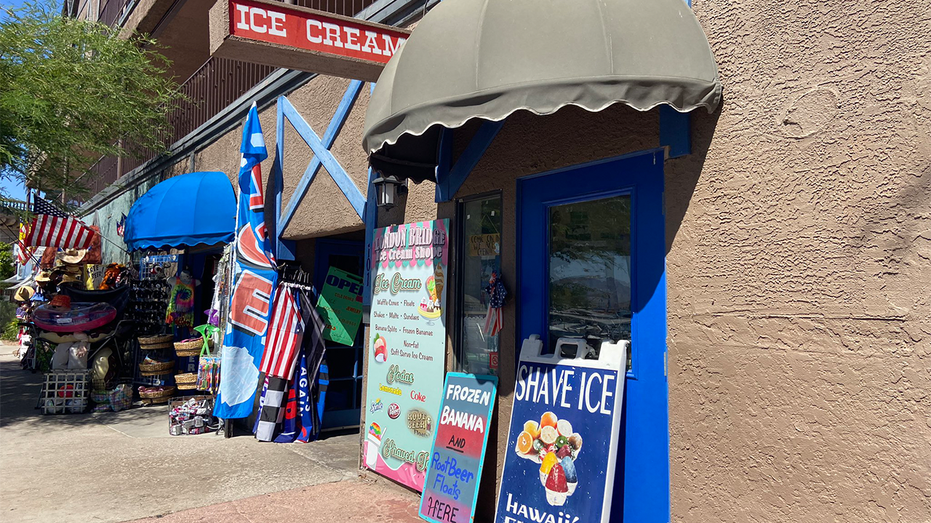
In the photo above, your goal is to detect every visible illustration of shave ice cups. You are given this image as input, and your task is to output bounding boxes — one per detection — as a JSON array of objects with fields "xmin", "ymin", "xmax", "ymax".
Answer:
[
  {"xmin": 365, "ymin": 422, "xmax": 383, "ymax": 468},
  {"xmin": 561, "ymin": 456, "xmax": 578, "ymax": 495},
  {"xmin": 373, "ymin": 334, "xmax": 387, "ymax": 363},
  {"xmin": 544, "ymin": 463, "xmax": 570, "ymax": 506}
]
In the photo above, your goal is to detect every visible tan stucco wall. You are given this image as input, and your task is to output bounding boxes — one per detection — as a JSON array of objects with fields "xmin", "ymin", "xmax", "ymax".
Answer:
[{"xmin": 664, "ymin": 0, "xmax": 931, "ymax": 521}]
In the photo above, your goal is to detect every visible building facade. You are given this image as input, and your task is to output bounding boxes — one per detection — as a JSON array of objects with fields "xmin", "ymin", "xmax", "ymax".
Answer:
[{"xmin": 77, "ymin": 0, "xmax": 931, "ymax": 520}]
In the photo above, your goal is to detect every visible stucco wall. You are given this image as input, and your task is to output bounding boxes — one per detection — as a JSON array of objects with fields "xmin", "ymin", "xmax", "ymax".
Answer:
[{"xmin": 663, "ymin": 0, "xmax": 931, "ymax": 521}]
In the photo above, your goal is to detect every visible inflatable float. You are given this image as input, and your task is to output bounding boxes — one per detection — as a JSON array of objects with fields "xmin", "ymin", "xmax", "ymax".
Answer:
[{"xmin": 34, "ymin": 302, "xmax": 117, "ymax": 333}]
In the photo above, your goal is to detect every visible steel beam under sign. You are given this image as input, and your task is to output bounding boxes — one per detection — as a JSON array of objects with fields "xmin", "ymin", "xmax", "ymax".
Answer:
[{"xmin": 208, "ymin": 0, "xmax": 411, "ymax": 82}]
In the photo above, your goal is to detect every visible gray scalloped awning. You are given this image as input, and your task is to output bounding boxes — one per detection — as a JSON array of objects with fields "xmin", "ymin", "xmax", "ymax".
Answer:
[{"xmin": 363, "ymin": 0, "xmax": 721, "ymax": 169}]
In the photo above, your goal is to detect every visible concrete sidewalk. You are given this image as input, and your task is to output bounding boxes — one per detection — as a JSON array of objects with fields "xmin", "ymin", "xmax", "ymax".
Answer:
[
  {"xmin": 128, "ymin": 479, "xmax": 422, "ymax": 522},
  {"xmin": 0, "ymin": 348, "xmax": 420, "ymax": 523}
]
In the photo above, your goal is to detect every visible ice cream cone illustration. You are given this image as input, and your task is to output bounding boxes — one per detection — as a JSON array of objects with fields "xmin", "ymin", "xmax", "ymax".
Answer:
[
  {"xmin": 433, "ymin": 265, "xmax": 445, "ymax": 299},
  {"xmin": 425, "ymin": 275, "xmax": 437, "ymax": 301}
]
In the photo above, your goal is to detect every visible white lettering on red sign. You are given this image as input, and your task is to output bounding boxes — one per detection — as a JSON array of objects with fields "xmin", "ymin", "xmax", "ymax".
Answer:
[{"xmin": 230, "ymin": 0, "xmax": 407, "ymax": 64}]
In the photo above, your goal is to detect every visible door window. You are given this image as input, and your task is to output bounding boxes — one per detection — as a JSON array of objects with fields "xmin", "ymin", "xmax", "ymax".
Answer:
[
  {"xmin": 548, "ymin": 195, "xmax": 631, "ymax": 356},
  {"xmin": 457, "ymin": 194, "xmax": 502, "ymax": 375}
]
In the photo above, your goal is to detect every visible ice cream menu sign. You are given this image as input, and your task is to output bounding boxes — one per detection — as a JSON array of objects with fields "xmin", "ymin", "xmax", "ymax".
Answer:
[
  {"xmin": 494, "ymin": 337, "xmax": 629, "ymax": 523},
  {"xmin": 364, "ymin": 220, "xmax": 450, "ymax": 491}
]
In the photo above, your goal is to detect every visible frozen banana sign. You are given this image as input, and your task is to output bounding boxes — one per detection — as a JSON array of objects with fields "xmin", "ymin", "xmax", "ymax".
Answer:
[
  {"xmin": 495, "ymin": 337, "xmax": 629, "ymax": 523},
  {"xmin": 420, "ymin": 373, "xmax": 498, "ymax": 523}
]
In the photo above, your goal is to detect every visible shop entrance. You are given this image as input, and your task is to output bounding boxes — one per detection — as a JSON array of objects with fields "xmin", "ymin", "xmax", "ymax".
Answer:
[
  {"xmin": 313, "ymin": 238, "xmax": 365, "ymax": 431},
  {"xmin": 517, "ymin": 150, "xmax": 668, "ymax": 521}
]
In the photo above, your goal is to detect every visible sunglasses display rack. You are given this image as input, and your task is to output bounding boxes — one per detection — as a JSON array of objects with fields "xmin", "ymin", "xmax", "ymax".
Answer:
[{"xmin": 129, "ymin": 278, "xmax": 173, "ymax": 387}]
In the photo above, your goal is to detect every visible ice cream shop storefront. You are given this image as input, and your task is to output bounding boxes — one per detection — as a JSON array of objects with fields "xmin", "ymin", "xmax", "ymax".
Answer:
[{"xmin": 356, "ymin": 0, "xmax": 721, "ymax": 520}]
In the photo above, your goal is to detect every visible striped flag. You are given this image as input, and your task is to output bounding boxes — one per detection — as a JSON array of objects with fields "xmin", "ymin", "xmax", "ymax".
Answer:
[
  {"xmin": 16, "ymin": 221, "xmax": 35, "ymax": 264},
  {"xmin": 116, "ymin": 213, "xmax": 126, "ymax": 238},
  {"xmin": 259, "ymin": 285, "xmax": 304, "ymax": 380},
  {"xmin": 25, "ymin": 196, "xmax": 95, "ymax": 250}
]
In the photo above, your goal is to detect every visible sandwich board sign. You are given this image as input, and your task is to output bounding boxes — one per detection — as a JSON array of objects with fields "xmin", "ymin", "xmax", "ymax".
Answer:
[
  {"xmin": 494, "ymin": 336, "xmax": 628, "ymax": 523},
  {"xmin": 419, "ymin": 372, "xmax": 497, "ymax": 523}
]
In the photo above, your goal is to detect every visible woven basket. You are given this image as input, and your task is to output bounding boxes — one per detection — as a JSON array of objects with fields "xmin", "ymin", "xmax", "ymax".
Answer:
[
  {"xmin": 175, "ymin": 373, "xmax": 197, "ymax": 385},
  {"xmin": 139, "ymin": 335, "xmax": 173, "ymax": 345},
  {"xmin": 175, "ymin": 338, "xmax": 205, "ymax": 357},
  {"xmin": 139, "ymin": 342, "xmax": 173, "ymax": 350},
  {"xmin": 139, "ymin": 360, "xmax": 174, "ymax": 374},
  {"xmin": 139, "ymin": 385, "xmax": 176, "ymax": 405}
]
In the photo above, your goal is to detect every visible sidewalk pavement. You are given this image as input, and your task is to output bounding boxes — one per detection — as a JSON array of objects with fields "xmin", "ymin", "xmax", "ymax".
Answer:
[
  {"xmin": 128, "ymin": 478, "xmax": 422, "ymax": 522},
  {"xmin": 0, "ymin": 347, "xmax": 421, "ymax": 523}
]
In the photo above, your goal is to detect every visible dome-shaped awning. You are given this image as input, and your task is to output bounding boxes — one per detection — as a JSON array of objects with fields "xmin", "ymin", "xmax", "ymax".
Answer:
[
  {"xmin": 125, "ymin": 171, "xmax": 235, "ymax": 251},
  {"xmin": 363, "ymin": 0, "xmax": 721, "ymax": 165}
]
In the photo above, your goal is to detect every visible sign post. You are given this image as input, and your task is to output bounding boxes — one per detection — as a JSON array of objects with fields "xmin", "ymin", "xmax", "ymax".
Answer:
[
  {"xmin": 494, "ymin": 337, "xmax": 629, "ymax": 523},
  {"xmin": 363, "ymin": 220, "xmax": 450, "ymax": 491},
  {"xmin": 419, "ymin": 372, "xmax": 497, "ymax": 523}
]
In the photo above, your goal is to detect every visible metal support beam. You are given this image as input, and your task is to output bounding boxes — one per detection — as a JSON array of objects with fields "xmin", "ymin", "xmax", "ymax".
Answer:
[
  {"xmin": 435, "ymin": 120, "xmax": 504, "ymax": 202},
  {"xmin": 659, "ymin": 106, "xmax": 691, "ymax": 158},
  {"xmin": 276, "ymin": 81, "xmax": 365, "ymax": 245}
]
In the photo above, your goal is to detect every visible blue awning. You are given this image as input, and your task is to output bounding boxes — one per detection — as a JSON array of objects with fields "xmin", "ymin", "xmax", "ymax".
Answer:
[{"xmin": 125, "ymin": 171, "xmax": 236, "ymax": 251}]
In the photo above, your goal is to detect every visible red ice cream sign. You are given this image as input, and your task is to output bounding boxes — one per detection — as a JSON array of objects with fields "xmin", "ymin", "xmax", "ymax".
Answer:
[{"xmin": 229, "ymin": 0, "xmax": 408, "ymax": 64}]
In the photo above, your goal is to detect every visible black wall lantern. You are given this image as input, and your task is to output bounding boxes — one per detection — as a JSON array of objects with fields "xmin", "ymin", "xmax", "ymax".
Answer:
[{"xmin": 372, "ymin": 173, "xmax": 407, "ymax": 210}]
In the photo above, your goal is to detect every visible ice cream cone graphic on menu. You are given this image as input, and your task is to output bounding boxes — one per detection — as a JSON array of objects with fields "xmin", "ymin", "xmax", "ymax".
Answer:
[{"xmin": 433, "ymin": 264, "xmax": 445, "ymax": 299}]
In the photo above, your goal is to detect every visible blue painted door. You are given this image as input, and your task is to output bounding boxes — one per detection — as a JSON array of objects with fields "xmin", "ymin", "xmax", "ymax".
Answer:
[
  {"xmin": 314, "ymin": 238, "xmax": 365, "ymax": 430},
  {"xmin": 517, "ymin": 150, "xmax": 668, "ymax": 522}
]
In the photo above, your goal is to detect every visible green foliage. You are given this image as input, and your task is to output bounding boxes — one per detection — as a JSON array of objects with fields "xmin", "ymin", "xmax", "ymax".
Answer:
[
  {"xmin": 1, "ymin": 314, "xmax": 18, "ymax": 341},
  {"xmin": 0, "ymin": 242, "xmax": 14, "ymax": 280},
  {"xmin": 0, "ymin": 0, "xmax": 180, "ymax": 197}
]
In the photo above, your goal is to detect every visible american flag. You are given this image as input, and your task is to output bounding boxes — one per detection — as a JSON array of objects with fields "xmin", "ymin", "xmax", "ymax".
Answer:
[
  {"xmin": 25, "ymin": 196, "xmax": 95, "ymax": 250},
  {"xmin": 116, "ymin": 213, "xmax": 126, "ymax": 238},
  {"xmin": 259, "ymin": 286, "xmax": 304, "ymax": 380}
]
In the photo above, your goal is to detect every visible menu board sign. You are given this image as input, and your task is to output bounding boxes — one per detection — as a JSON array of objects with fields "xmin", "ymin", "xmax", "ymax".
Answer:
[
  {"xmin": 363, "ymin": 220, "xmax": 450, "ymax": 491},
  {"xmin": 316, "ymin": 267, "xmax": 363, "ymax": 346},
  {"xmin": 419, "ymin": 373, "xmax": 497, "ymax": 523},
  {"xmin": 494, "ymin": 337, "xmax": 629, "ymax": 523}
]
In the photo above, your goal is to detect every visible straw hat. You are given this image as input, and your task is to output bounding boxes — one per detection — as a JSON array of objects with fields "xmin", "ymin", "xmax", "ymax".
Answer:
[
  {"xmin": 60, "ymin": 273, "xmax": 80, "ymax": 284},
  {"xmin": 60, "ymin": 249, "xmax": 86, "ymax": 265},
  {"xmin": 36, "ymin": 271, "xmax": 52, "ymax": 283},
  {"xmin": 53, "ymin": 264, "xmax": 83, "ymax": 275},
  {"xmin": 14, "ymin": 286, "xmax": 35, "ymax": 302}
]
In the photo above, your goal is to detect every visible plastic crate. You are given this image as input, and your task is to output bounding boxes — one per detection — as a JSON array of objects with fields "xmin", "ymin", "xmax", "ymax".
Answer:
[{"xmin": 41, "ymin": 370, "xmax": 90, "ymax": 414}]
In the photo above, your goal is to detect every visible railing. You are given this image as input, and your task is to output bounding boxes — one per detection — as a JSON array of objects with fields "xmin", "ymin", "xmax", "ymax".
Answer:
[
  {"xmin": 77, "ymin": 56, "xmax": 276, "ymax": 200},
  {"xmin": 295, "ymin": 0, "xmax": 376, "ymax": 17},
  {"xmin": 0, "ymin": 200, "xmax": 30, "ymax": 214},
  {"xmin": 76, "ymin": 0, "xmax": 378, "ymax": 201},
  {"xmin": 97, "ymin": 0, "xmax": 135, "ymax": 27}
]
